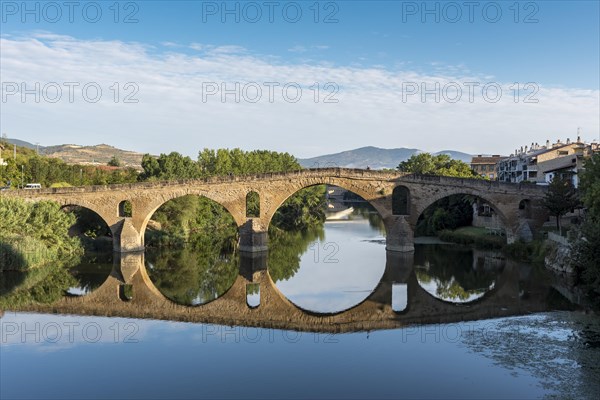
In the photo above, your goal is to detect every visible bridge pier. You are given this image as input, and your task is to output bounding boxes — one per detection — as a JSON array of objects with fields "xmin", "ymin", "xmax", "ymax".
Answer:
[
  {"xmin": 111, "ymin": 219, "xmax": 144, "ymax": 253},
  {"xmin": 384, "ymin": 216, "xmax": 415, "ymax": 252},
  {"xmin": 239, "ymin": 219, "xmax": 269, "ymax": 253},
  {"xmin": 369, "ymin": 251, "xmax": 415, "ymax": 306},
  {"xmin": 239, "ymin": 251, "xmax": 268, "ymax": 281}
]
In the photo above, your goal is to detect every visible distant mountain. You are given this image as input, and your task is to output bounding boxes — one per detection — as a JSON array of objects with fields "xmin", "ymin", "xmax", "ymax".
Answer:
[
  {"xmin": 4, "ymin": 138, "xmax": 44, "ymax": 151},
  {"xmin": 298, "ymin": 146, "xmax": 473, "ymax": 169}
]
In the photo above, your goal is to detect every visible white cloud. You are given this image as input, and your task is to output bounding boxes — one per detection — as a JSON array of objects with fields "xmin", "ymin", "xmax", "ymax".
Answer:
[{"xmin": 1, "ymin": 33, "xmax": 598, "ymax": 158}]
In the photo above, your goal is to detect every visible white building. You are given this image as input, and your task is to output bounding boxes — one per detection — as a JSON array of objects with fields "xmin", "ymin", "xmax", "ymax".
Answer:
[{"xmin": 497, "ymin": 137, "xmax": 598, "ymax": 188}]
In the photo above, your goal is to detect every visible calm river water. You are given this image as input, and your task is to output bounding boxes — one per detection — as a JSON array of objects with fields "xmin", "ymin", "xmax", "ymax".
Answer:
[{"xmin": 1, "ymin": 207, "xmax": 599, "ymax": 399}]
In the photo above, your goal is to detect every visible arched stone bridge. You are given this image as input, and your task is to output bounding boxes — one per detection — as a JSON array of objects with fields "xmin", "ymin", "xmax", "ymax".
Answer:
[{"xmin": 2, "ymin": 168, "xmax": 549, "ymax": 253}]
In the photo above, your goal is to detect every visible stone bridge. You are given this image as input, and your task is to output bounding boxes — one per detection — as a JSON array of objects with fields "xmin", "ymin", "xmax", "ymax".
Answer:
[
  {"xmin": 5, "ymin": 251, "xmax": 555, "ymax": 333},
  {"xmin": 1, "ymin": 168, "xmax": 548, "ymax": 253}
]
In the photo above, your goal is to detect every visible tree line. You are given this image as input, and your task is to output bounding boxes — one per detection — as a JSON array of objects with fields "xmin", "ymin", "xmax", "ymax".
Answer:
[{"xmin": 0, "ymin": 140, "xmax": 138, "ymax": 188}]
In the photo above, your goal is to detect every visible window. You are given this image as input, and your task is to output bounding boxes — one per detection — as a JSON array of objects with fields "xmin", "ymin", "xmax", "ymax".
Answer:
[
  {"xmin": 246, "ymin": 191, "xmax": 260, "ymax": 218},
  {"xmin": 392, "ymin": 186, "xmax": 410, "ymax": 215},
  {"xmin": 119, "ymin": 201, "xmax": 132, "ymax": 218}
]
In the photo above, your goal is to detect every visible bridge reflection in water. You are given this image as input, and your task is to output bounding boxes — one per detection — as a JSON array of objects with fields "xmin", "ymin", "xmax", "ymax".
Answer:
[{"xmin": 8, "ymin": 250, "xmax": 554, "ymax": 334}]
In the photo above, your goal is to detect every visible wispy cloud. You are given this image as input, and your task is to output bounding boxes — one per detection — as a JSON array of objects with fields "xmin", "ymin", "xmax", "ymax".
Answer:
[
  {"xmin": 288, "ymin": 44, "xmax": 330, "ymax": 53},
  {"xmin": 1, "ymin": 33, "xmax": 598, "ymax": 158}
]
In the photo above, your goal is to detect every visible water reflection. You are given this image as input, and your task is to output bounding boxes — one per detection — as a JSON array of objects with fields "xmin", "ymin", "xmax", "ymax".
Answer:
[
  {"xmin": 145, "ymin": 246, "xmax": 238, "ymax": 306},
  {"xmin": 246, "ymin": 283, "xmax": 260, "ymax": 308},
  {"xmin": 414, "ymin": 244, "xmax": 504, "ymax": 303},
  {"xmin": 67, "ymin": 252, "xmax": 113, "ymax": 296},
  {"xmin": 270, "ymin": 210, "xmax": 387, "ymax": 314},
  {"xmin": 2, "ymin": 198, "xmax": 598, "ymax": 400}
]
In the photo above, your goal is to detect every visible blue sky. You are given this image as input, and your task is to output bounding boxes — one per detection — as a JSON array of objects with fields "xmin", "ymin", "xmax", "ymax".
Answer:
[{"xmin": 1, "ymin": 1, "xmax": 599, "ymax": 157}]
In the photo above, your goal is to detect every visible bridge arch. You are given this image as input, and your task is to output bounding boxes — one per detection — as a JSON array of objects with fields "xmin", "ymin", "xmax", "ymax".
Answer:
[
  {"xmin": 54, "ymin": 198, "xmax": 114, "ymax": 229},
  {"xmin": 139, "ymin": 190, "xmax": 245, "ymax": 243},
  {"xmin": 264, "ymin": 177, "xmax": 390, "ymax": 230},
  {"xmin": 412, "ymin": 188, "xmax": 514, "ymax": 237}
]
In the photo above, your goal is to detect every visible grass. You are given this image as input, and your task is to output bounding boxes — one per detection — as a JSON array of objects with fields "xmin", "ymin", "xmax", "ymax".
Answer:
[{"xmin": 437, "ymin": 227, "xmax": 506, "ymax": 249}]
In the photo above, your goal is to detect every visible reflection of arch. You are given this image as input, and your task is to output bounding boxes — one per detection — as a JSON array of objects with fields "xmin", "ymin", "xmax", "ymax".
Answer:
[
  {"xmin": 246, "ymin": 283, "xmax": 260, "ymax": 308},
  {"xmin": 392, "ymin": 283, "xmax": 408, "ymax": 312},
  {"xmin": 266, "ymin": 179, "xmax": 387, "ymax": 230},
  {"xmin": 119, "ymin": 284, "xmax": 133, "ymax": 301},
  {"xmin": 143, "ymin": 245, "xmax": 239, "ymax": 307},
  {"xmin": 392, "ymin": 186, "xmax": 410, "ymax": 215},
  {"xmin": 119, "ymin": 200, "xmax": 132, "ymax": 218},
  {"xmin": 246, "ymin": 191, "xmax": 260, "ymax": 218},
  {"xmin": 267, "ymin": 267, "xmax": 389, "ymax": 316},
  {"xmin": 412, "ymin": 249, "xmax": 509, "ymax": 306}
]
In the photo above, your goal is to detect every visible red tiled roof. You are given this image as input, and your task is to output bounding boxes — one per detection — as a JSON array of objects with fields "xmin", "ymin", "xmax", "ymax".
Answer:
[{"xmin": 471, "ymin": 156, "xmax": 505, "ymax": 164}]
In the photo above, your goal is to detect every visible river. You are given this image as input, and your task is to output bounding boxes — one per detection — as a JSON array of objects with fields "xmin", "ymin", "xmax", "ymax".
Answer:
[{"xmin": 1, "ymin": 207, "xmax": 599, "ymax": 399}]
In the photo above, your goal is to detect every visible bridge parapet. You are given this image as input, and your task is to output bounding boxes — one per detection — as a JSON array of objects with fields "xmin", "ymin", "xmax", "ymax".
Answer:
[
  {"xmin": 0, "ymin": 168, "xmax": 405, "ymax": 197},
  {"xmin": 400, "ymin": 174, "xmax": 548, "ymax": 195}
]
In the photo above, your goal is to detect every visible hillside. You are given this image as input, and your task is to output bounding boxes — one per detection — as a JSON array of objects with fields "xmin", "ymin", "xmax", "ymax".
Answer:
[
  {"xmin": 42, "ymin": 144, "xmax": 144, "ymax": 169},
  {"xmin": 298, "ymin": 146, "xmax": 473, "ymax": 169},
  {"xmin": 5, "ymin": 139, "xmax": 144, "ymax": 169}
]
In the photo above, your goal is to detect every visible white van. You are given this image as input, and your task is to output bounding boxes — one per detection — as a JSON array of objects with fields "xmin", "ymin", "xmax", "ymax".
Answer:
[{"xmin": 24, "ymin": 183, "xmax": 42, "ymax": 190}]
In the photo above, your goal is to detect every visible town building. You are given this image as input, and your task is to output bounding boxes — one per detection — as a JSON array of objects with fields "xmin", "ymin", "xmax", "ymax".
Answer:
[
  {"xmin": 497, "ymin": 137, "xmax": 598, "ymax": 188},
  {"xmin": 470, "ymin": 155, "xmax": 505, "ymax": 180}
]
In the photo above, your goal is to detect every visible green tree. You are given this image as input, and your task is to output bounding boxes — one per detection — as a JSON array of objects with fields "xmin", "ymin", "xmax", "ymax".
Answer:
[
  {"xmin": 398, "ymin": 153, "xmax": 479, "ymax": 178},
  {"xmin": 542, "ymin": 175, "xmax": 579, "ymax": 234},
  {"xmin": 107, "ymin": 155, "xmax": 122, "ymax": 167},
  {"xmin": 579, "ymin": 153, "xmax": 600, "ymax": 221},
  {"xmin": 0, "ymin": 197, "xmax": 83, "ymax": 271},
  {"xmin": 571, "ymin": 153, "xmax": 600, "ymax": 292}
]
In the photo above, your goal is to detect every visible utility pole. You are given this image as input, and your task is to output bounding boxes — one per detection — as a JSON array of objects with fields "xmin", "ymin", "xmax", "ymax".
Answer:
[
  {"xmin": 21, "ymin": 165, "xmax": 24, "ymax": 188},
  {"xmin": 35, "ymin": 142, "xmax": 40, "ymax": 155}
]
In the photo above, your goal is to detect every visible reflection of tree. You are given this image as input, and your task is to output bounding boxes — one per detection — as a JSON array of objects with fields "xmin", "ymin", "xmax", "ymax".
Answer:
[
  {"xmin": 414, "ymin": 244, "xmax": 503, "ymax": 302},
  {"xmin": 349, "ymin": 202, "xmax": 386, "ymax": 235},
  {"xmin": 246, "ymin": 283, "xmax": 260, "ymax": 295},
  {"xmin": 267, "ymin": 225, "xmax": 325, "ymax": 282},
  {"xmin": 68, "ymin": 252, "xmax": 113, "ymax": 294},
  {"xmin": 0, "ymin": 262, "xmax": 78, "ymax": 308},
  {"xmin": 146, "ymin": 237, "xmax": 238, "ymax": 306}
]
